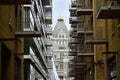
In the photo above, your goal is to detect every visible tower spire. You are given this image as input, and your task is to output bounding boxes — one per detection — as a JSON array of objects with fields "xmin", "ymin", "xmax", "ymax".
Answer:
[{"xmin": 57, "ymin": 16, "xmax": 63, "ymax": 21}]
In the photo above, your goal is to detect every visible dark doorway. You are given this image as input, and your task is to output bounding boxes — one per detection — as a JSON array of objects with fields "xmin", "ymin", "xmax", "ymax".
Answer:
[{"xmin": 1, "ymin": 43, "xmax": 11, "ymax": 80}]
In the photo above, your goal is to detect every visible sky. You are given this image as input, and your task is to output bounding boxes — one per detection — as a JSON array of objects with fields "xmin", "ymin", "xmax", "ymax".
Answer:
[{"xmin": 52, "ymin": 0, "xmax": 71, "ymax": 30}]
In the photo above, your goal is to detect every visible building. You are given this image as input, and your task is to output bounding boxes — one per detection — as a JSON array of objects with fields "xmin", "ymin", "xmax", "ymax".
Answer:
[
  {"xmin": 69, "ymin": 0, "xmax": 94, "ymax": 79},
  {"xmin": 93, "ymin": 0, "xmax": 120, "ymax": 80},
  {"xmin": 0, "ymin": 4, "xmax": 24, "ymax": 80},
  {"xmin": 69, "ymin": 0, "xmax": 120, "ymax": 80},
  {"xmin": 0, "ymin": 0, "xmax": 52, "ymax": 80},
  {"xmin": 52, "ymin": 16, "xmax": 70, "ymax": 80}
]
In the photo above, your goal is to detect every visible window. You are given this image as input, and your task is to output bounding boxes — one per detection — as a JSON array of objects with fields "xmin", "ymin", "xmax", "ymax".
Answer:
[
  {"xmin": 62, "ymin": 34, "xmax": 64, "ymax": 38},
  {"xmin": 59, "ymin": 34, "xmax": 61, "ymax": 38},
  {"xmin": 60, "ymin": 64, "xmax": 63, "ymax": 69},
  {"xmin": 60, "ymin": 53, "xmax": 64, "ymax": 59},
  {"xmin": 56, "ymin": 65, "xmax": 58, "ymax": 69},
  {"xmin": 59, "ymin": 76, "xmax": 63, "ymax": 80},
  {"xmin": 58, "ymin": 33, "xmax": 66, "ymax": 38},
  {"xmin": 54, "ymin": 55, "xmax": 56, "ymax": 58},
  {"xmin": 59, "ymin": 47, "xmax": 65, "ymax": 49},
  {"xmin": 24, "ymin": 7, "xmax": 30, "ymax": 28}
]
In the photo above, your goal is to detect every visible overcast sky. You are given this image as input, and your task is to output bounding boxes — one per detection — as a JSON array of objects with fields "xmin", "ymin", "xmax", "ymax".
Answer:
[{"xmin": 52, "ymin": 0, "xmax": 71, "ymax": 30}]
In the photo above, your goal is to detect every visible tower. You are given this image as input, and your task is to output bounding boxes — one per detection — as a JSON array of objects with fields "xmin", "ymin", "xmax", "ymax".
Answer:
[{"xmin": 52, "ymin": 16, "xmax": 70, "ymax": 80}]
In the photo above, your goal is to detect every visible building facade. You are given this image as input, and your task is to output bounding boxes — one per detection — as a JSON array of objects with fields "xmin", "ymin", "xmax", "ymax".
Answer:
[
  {"xmin": 0, "ymin": 4, "xmax": 24, "ymax": 80},
  {"xmin": 69, "ymin": 0, "xmax": 120, "ymax": 80},
  {"xmin": 0, "ymin": 0, "xmax": 52, "ymax": 80},
  {"xmin": 52, "ymin": 17, "xmax": 70, "ymax": 80}
]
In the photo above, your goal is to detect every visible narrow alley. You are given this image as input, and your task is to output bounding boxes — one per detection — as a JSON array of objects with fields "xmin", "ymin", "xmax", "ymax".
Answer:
[{"xmin": 0, "ymin": 0, "xmax": 120, "ymax": 80}]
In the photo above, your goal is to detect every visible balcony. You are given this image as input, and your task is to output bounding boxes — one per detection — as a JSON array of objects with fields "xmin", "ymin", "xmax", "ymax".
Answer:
[
  {"xmin": 69, "ymin": 5, "xmax": 77, "ymax": 17},
  {"xmin": 71, "ymin": 23, "xmax": 77, "ymax": 28},
  {"xmin": 55, "ymin": 58, "xmax": 63, "ymax": 62},
  {"xmin": 15, "ymin": 31, "xmax": 41, "ymax": 37},
  {"xmin": 46, "ymin": 53, "xmax": 52, "ymax": 58},
  {"xmin": 45, "ymin": 42, "xmax": 52, "ymax": 46},
  {"xmin": 45, "ymin": 5, "xmax": 52, "ymax": 11},
  {"xmin": 24, "ymin": 54, "xmax": 47, "ymax": 80},
  {"xmin": 57, "ymin": 69, "xmax": 64, "ymax": 75},
  {"xmin": 24, "ymin": 38, "xmax": 48, "ymax": 68},
  {"xmin": 42, "ymin": 0, "xmax": 51, "ymax": 5},
  {"xmin": 46, "ymin": 27, "xmax": 52, "ymax": 35},
  {"xmin": 96, "ymin": 0, "xmax": 120, "ymax": 19},
  {"xmin": 69, "ymin": 62, "xmax": 87, "ymax": 66},
  {"xmin": 68, "ymin": 69, "xmax": 75, "ymax": 77},
  {"xmin": 77, "ymin": 8, "xmax": 93, "ymax": 16},
  {"xmin": 71, "ymin": 27, "xmax": 78, "ymax": 32},
  {"xmin": 69, "ymin": 18, "xmax": 83, "ymax": 24},
  {"xmin": 69, "ymin": 7, "xmax": 77, "ymax": 12},
  {"xmin": 45, "ymin": 38, "xmax": 52, "ymax": 46},
  {"xmin": 70, "ymin": 32, "xmax": 81, "ymax": 38},
  {"xmin": 71, "ymin": 0, "xmax": 77, "ymax": 7},
  {"xmin": 69, "ymin": 38, "xmax": 80, "ymax": 44},
  {"xmin": 77, "ymin": 30, "xmax": 93, "ymax": 36},
  {"xmin": 85, "ymin": 39, "xmax": 108, "ymax": 44},
  {"xmin": 69, "ymin": 52, "xmax": 77, "ymax": 56},
  {"xmin": 45, "ymin": 15, "xmax": 52, "ymax": 24},
  {"xmin": 45, "ymin": 5, "xmax": 52, "ymax": 24},
  {"xmin": 77, "ymin": 53, "xmax": 94, "ymax": 57},
  {"xmin": 68, "ymin": 63, "xmax": 74, "ymax": 67},
  {"xmin": 69, "ymin": 49, "xmax": 77, "ymax": 56},
  {"xmin": 69, "ymin": 60, "xmax": 87, "ymax": 68},
  {"xmin": 70, "ymin": 11, "xmax": 77, "ymax": 17},
  {"xmin": 0, "ymin": 0, "xmax": 31, "ymax": 4},
  {"xmin": 68, "ymin": 42, "xmax": 76, "ymax": 48},
  {"xmin": 47, "ymin": 60, "xmax": 52, "ymax": 69}
]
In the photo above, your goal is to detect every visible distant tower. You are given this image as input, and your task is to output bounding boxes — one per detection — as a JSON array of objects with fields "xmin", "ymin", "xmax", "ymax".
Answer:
[{"xmin": 52, "ymin": 16, "xmax": 70, "ymax": 80}]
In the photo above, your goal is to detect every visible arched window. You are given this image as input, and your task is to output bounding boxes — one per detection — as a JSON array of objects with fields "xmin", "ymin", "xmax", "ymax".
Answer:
[
  {"xmin": 62, "ymin": 34, "xmax": 64, "ymax": 38},
  {"xmin": 58, "ymin": 33, "xmax": 66, "ymax": 38},
  {"xmin": 59, "ymin": 34, "xmax": 61, "ymax": 38}
]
